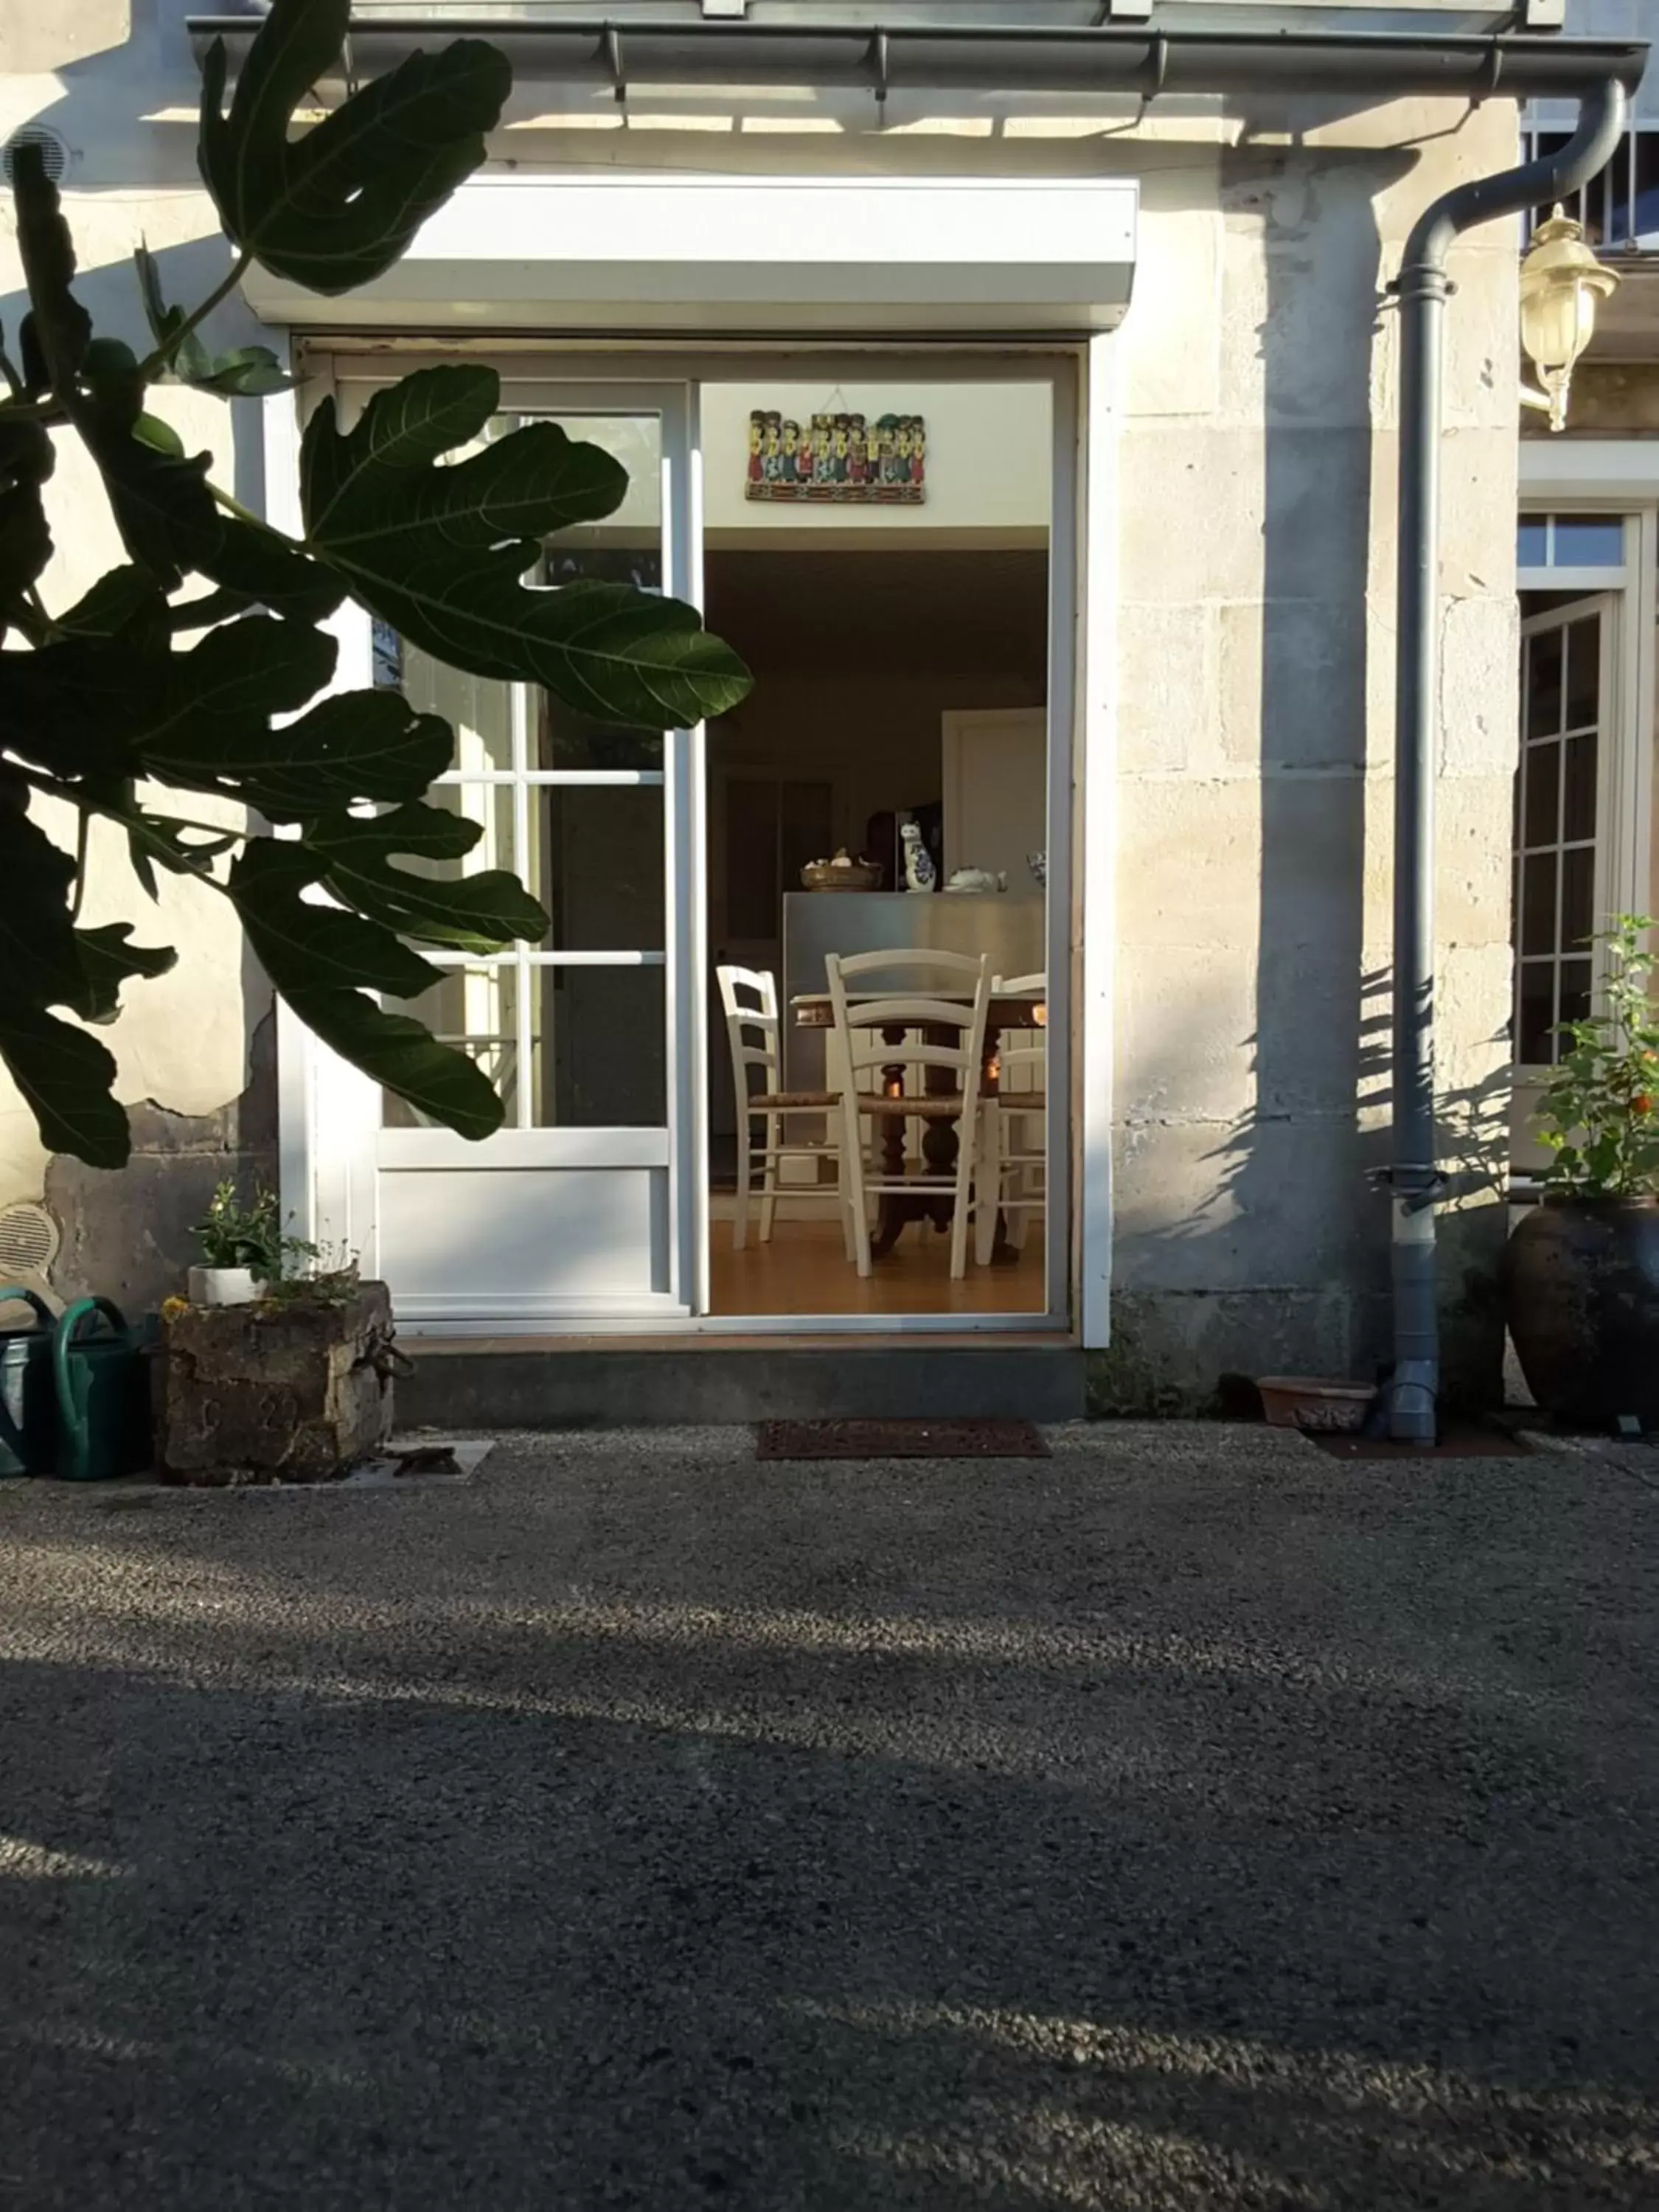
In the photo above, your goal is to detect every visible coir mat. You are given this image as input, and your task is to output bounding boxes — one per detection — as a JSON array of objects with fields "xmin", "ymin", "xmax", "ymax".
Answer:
[{"xmin": 757, "ymin": 1419, "xmax": 1051, "ymax": 1461}]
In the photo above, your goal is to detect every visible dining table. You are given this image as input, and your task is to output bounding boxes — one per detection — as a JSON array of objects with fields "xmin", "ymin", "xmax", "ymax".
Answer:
[{"xmin": 791, "ymin": 990, "xmax": 1046, "ymax": 1261}]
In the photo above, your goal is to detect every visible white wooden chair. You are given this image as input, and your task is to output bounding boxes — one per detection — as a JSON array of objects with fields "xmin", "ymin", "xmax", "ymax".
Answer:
[
  {"xmin": 716, "ymin": 964, "xmax": 852, "ymax": 1256},
  {"xmin": 975, "ymin": 970, "xmax": 1046, "ymax": 1266},
  {"xmin": 826, "ymin": 949, "xmax": 992, "ymax": 1281}
]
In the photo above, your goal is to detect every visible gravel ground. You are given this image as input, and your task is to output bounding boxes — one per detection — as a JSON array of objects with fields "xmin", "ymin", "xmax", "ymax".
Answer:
[{"xmin": 1, "ymin": 1421, "xmax": 1657, "ymax": 2211}]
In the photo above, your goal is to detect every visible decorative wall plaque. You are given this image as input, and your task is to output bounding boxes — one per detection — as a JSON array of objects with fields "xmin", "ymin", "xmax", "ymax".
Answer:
[{"xmin": 745, "ymin": 408, "xmax": 925, "ymax": 504}]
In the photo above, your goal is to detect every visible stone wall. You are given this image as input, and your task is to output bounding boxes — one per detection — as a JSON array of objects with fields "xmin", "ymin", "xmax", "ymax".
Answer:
[{"xmin": 1105, "ymin": 99, "xmax": 1521, "ymax": 1411}]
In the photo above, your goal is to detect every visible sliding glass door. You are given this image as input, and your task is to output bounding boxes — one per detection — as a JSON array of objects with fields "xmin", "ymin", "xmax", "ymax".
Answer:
[{"xmin": 308, "ymin": 378, "xmax": 699, "ymax": 1326}]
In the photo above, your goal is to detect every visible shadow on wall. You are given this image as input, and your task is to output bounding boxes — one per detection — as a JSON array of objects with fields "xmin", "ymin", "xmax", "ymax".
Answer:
[
  {"xmin": 1104, "ymin": 128, "xmax": 1509, "ymax": 1416},
  {"xmin": 0, "ymin": 7, "xmax": 269, "ymax": 511},
  {"xmin": 43, "ymin": 1012, "xmax": 279, "ymax": 1317}
]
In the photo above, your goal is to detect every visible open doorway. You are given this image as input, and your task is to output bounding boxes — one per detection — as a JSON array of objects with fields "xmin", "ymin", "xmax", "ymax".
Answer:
[{"xmin": 700, "ymin": 379, "xmax": 1055, "ymax": 1319}]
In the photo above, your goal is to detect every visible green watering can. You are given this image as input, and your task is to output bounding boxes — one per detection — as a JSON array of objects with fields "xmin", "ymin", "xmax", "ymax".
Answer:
[
  {"xmin": 53, "ymin": 1298, "xmax": 154, "ymax": 1481},
  {"xmin": 0, "ymin": 1286, "xmax": 58, "ymax": 1477}
]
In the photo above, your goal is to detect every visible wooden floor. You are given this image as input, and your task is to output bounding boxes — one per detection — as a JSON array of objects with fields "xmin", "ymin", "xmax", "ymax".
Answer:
[{"xmin": 709, "ymin": 1213, "xmax": 1047, "ymax": 1318}]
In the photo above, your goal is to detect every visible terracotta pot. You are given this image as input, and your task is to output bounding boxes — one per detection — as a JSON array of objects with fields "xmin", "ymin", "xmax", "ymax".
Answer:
[{"xmin": 1504, "ymin": 1195, "xmax": 1659, "ymax": 1427}]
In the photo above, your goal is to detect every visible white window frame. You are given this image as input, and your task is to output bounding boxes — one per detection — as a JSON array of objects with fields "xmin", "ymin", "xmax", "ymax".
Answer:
[{"xmin": 1517, "ymin": 488, "xmax": 1656, "ymax": 947}]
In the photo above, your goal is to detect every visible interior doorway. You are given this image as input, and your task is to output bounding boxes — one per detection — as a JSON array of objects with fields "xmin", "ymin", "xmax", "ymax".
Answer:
[{"xmin": 700, "ymin": 378, "xmax": 1057, "ymax": 1319}]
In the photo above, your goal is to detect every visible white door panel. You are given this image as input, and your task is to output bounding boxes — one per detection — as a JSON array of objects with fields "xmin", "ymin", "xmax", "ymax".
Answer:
[{"xmin": 378, "ymin": 1167, "xmax": 669, "ymax": 1303}]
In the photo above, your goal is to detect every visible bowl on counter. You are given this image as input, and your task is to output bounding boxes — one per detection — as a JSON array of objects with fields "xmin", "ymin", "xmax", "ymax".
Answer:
[{"xmin": 801, "ymin": 852, "xmax": 883, "ymax": 892}]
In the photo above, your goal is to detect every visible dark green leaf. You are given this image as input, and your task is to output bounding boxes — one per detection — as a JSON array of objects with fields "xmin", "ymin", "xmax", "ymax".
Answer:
[
  {"xmin": 201, "ymin": 516, "xmax": 344, "ymax": 625},
  {"xmin": 12, "ymin": 142, "xmax": 90, "ymax": 397},
  {"xmin": 227, "ymin": 838, "xmax": 437, "ymax": 996},
  {"xmin": 172, "ymin": 613, "xmax": 337, "ymax": 727},
  {"xmin": 282, "ymin": 985, "xmax": 505, "ymax": 1139},
  {"xmin": 0, "ymin": 1003, "xmax": 128, "ymax": 1168},
  {"xmin": 69, "ymin": 335, "xmax": 220, "ymax": 590},
  {"xmin": 83, "ymin": 336, "xmax": 145, "ymax": 423},
  {"xmin": 134, "ymin": 412, "xmax": 186, "ymax": 459},
  {"xmin": 309, "ymin": 799, "xmax": 477, "ymax": 863},
  {"xmin": 0, "ymin": 615, "xmax": 334, "ymax": 780},
  {"xmin": 0, "ymin": 481, "xmax": 51, "ymax": 614},
  {"xmin": 0, "ymin": 810, "xmax": 81, "ymax": 1002},
  {"xmin": 302, "ymin": 369, "xmax": 751, "ymax": 728},
  {"xmin": 133, "ymin": 243, "xmax": 213, "ymax": 383},
  {"xmin": 83, "ymin": 405, "xmax": 219, "ymax": 592},
  {"xmin": 305, "ymin": 803, "xmax": 547, "ymax": 952},
  {"xmin": 304, "ymin": 366, "xmax": 627, "ymax": 544},
  {"xmin": 134, "ymin": 248, "xmax": 294, "ymax": 397},
  {"xmin": 198, "ymin": 0, "xmax": 507, "ymax": 295},
  {"xmin": 56, "ymin": 566, "xmax": 167, "ymax": 641},
  {"xmin": 67, "ymin": 923, "xmax": 178, "ymax": 1024},
  {"xmin": 133, "ymin": 243, "xmax": 171, "ymax": 348},
  {"xmin": 192, "ymin": 347, "xmax": 296, "ymax": 399},
  {"xmin": 167, "ymin": 587, "xmax": 256, "ymax": 633},
  {"xmin": 0, "ymin": 413, "xmax": 54, "ymax": 624},
  {"xmin": 0, "ymin": 412, "xmax": 54, "ymax": 488},
  {"xmin": 147, "ymin": 688, "xmax": 451, "ymax": 817},
  {"xmin": 228, "ymin": 832, "xmax": 504, "ymax": 1136}
]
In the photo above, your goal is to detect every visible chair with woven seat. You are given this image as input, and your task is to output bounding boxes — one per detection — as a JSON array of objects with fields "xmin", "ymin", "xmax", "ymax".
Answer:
[
  {"xmin": 717, "ymin": 964, "xmax": 852, "ymax": 1256},
  {"xmin": 825, "ymin": 947, "xmax": 991, "ymax": 1280},
  {"xmin": 975, "ymin": 970, "xmax": 1046, "ymax": 1265}
]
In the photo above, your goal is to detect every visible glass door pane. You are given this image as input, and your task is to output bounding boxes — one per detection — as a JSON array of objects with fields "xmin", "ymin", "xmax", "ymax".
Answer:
[
  {"xmin": 1513, "ymin": 599, "xmax": 1607, "ymax": 1071},
  {"xmin": 378, "ymin": 405, "xmax": 672, "ymax": 1134}
]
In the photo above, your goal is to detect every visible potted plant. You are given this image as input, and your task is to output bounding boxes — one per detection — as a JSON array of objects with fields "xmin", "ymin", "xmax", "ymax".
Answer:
[
  {"xmin": 188, "ymin": 1183, "xmax": 291, "ymax": 1307},
  {"xmin": 1505, "ymin": 914, "xmax": 1659, "ymax": 1428}
]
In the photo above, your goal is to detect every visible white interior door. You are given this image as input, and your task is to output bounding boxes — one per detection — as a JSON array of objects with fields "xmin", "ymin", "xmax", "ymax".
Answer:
[
  {"xmin": 314, "ymin": 380, "xmax": 699, "ymax": 1327},
  {"xmin": 1512, "ymin": 592, "xmax": 1617, "ymax": 1175},
  {"xmin": 942, "ymin": 708, "xmax": 1047, "ymax": 887}
]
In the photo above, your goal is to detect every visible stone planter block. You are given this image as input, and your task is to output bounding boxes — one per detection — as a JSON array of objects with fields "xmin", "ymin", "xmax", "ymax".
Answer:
[{"xmin": 159, "ymin": 1283, "xmax": 397, "ymax": 1484}]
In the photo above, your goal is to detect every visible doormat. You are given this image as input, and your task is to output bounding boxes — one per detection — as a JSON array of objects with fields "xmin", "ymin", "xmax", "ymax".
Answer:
[{"xmin": 757, "ymin": 1419, "xmax": 1049, "ymax": 1461}]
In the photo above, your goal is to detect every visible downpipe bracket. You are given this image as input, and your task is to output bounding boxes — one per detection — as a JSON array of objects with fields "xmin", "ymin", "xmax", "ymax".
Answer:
[{"xmin": 1367, "ymin": 1164, "xmax": 1450, "ymax": 1208}]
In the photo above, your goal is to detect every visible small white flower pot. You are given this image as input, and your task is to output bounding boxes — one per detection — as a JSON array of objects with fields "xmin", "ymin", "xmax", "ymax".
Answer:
[{"xmin": 187, "ymin": 1265, "xmax": 258, "ymax": 1308}]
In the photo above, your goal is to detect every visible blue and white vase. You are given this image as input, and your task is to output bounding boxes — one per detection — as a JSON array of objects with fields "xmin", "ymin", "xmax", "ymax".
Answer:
[{"xmin": 900, "ymin": 821, "xmax": 936, "ymax": 894}]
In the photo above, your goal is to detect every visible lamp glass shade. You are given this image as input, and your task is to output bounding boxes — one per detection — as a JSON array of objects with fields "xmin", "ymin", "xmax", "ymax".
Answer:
[{"xmin": 1520, "ymin": 280, "xmax": 1598, "ymax": 376}]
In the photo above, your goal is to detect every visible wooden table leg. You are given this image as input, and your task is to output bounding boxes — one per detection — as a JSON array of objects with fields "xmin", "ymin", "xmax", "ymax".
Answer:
[{"xmin": 868, "ymin": 1037, "xmax": 911, "ymax": 1259}]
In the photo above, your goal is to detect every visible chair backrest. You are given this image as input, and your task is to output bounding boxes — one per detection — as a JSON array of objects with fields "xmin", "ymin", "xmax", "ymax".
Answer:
[
  {"xmin": 824, "ymin": 949, "xmax": 992, "ymax": 1102},
  {"xmin": 716, "ymin": 964, "xmax": 779, "ymax": 1105},
  {"xmin": 992, "ymin": 971, "xmax": 1046, "ymax": 1093}
]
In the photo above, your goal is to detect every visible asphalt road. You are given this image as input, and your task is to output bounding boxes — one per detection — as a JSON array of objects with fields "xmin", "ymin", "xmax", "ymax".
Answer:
[{"xmin": 1, "ymin": 1422, "xmax": 1656, "ymax": 2210}]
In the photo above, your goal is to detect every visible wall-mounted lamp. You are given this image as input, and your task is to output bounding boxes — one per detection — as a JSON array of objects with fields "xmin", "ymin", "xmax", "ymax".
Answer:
[{"xmin": 1519, "ymin": 206, "xmax": 1620, "ymax": 432}]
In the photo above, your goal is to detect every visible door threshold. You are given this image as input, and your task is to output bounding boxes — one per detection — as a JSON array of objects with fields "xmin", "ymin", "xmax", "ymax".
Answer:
[
  {"xmin": 397, "ymin": 1334, "xmax": 1086, "ymax": 1425},
  {"xmin": 410, "ymin": 1328, "xmax": 1079, "ymax": 1357}
]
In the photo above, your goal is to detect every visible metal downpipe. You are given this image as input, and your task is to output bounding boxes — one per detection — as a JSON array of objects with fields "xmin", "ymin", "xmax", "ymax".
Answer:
[{"xmin": 1385, "ymin": 77, "xmax": 1630, "ymax": 1444}]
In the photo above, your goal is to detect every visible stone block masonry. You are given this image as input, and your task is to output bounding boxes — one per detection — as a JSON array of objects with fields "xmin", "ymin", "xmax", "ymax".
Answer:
[{"xmin": 158, "ymin": 1284, "xmax": 397, "ymax": 1485}]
